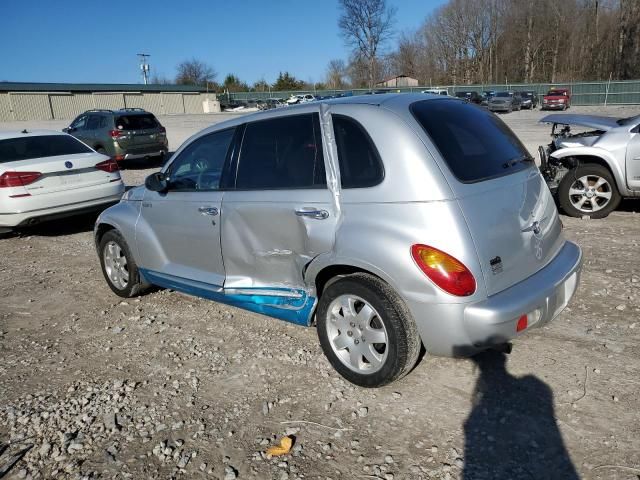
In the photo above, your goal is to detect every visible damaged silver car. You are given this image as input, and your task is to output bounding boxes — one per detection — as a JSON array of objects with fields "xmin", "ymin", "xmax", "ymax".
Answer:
[
  {"xmin": 95, "ymin": 94, "xmax": 582, "ymax": 387},
  {"xmin": 539, "ymin": 113, "xmax": 640, "ymax": 218}
]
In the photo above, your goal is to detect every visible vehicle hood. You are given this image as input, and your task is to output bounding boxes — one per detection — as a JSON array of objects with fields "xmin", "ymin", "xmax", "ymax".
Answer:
[{"xmin": 539, "ymin": 114, "xmax": 619, "ymax": 131}]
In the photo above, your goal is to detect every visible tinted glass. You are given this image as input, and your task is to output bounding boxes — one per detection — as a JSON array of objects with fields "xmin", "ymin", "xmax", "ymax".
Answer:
[
  {"xmin": 86, "ymin": 115, "xmax": 102, "ymax": 130},
  {"xmin": 333, "ymin": 115, "xmax": 383, "ymax": 188},
  {"xmin": 495, "ymin": 92, "xmax": 512, "ymax": 97},
  {"xmin": 236, "ymin": 114, "xmax": 326, "ymax": 189},
  {"xmin": 70, "ymin": 115, "xmax": 87, "ymax": 130},
  {"xmin": 115, "ymin": 114, "xmax": 159, "ymax": 130},
  {"xmin": 411, "ymin": 99, "xmax": 531, "ymax": 183},
  {"xmin": 0, "ymin": 135, "xmax": 92, "ymax": 163},
  {"xmin": 168, "ymin": 128, "xmax": 235, "ymax": 191}
]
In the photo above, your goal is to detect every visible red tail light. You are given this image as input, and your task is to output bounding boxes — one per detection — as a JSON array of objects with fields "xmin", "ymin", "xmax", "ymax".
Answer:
[
  {"xmin": 411, "ymin": 244, "xmax": 476, "ymax": 296},
  {"xmin": 109, "ymin": 129, "xmax": 126, "ymax": 138},
  {"xmin": 159, "ymin": 126, "xmax": 166, "ymax": 135},
  {"xmin": 0, "ymin": 171, "xmax": 42, "ymax": 188},
  {"xmin": 516, "ymin": 315, "xmax": 528, "ymax": 332},
  {"xmin": 95, "ymin": 159, "xmax": 119, "ymax": 173}
]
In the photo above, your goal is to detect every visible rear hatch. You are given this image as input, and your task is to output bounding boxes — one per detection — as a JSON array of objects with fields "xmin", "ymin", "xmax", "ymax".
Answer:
[
  {"xmin": 411, "ymin": 99, "xmax": 565, "ymax": 296},
  {"xmin": 0, "ymin": 134, "xmax": 119, "ymax": 196},
  {"xmin": 113, "ymin": 113, "xmax": 164, "ymax": 151}
]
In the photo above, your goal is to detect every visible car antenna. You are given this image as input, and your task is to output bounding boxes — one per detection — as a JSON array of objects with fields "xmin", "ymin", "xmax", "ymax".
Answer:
[{"xmin": 21, "ymin": 129, "xmax": 28, "ymax": 134}]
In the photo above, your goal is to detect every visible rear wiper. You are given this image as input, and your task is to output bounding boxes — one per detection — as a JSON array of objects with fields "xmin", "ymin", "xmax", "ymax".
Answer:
[{"xmin": 502, "ymin": 155, "xmax": 534, "ymax": 168}]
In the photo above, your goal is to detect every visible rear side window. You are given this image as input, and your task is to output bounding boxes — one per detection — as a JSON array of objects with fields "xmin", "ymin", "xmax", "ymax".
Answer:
[
  {"xmin": 0, "ymin": 135, "xmax": 92, "ymax": 163},
  {"xmin": 235, "ymin": 113, "xmax": 326, "ymax": 189},
  {"xmin": 411, "ymin": 99, "xmax": 531, "ymax": 183},
  {"xmin": 333, "ymin": 115, "xmax": 383, "ymax": 188},
  {"xmin": 115, "ymin": 114, "xmax": 159, "ymax": 130}
]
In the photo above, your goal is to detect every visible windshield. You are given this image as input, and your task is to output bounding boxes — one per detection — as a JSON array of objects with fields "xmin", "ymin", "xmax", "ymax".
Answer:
[
  {"xmin": 546, "ymin": 90, "xmax": 566, "ymax": 96},
  {"xmin": 521, "ymin": 92, "xmax": 534, "ymax": 98},
  {"xmin": 455, "ymin": 92, "xmax": 470, "ymax": 97},
  {"xmin": 0, "ymin": 135, "xmax": 92, "ymax": 163},
  {"xmin": 495, "ymin": 92, "xmax": 512, "ymax": 97},
  {"xmin": 617, "ymin": 114, "xmax": 640, "ymax": 127},
  {"xmin": 411, "ymin": 99, "xmax": 531, "ymax": 183}
]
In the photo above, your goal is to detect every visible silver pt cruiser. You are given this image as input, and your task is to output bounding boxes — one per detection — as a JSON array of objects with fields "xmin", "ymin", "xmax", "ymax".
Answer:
[{"xmin": 95, "ymin": 94, "xmax": 582, "ymax": 387}]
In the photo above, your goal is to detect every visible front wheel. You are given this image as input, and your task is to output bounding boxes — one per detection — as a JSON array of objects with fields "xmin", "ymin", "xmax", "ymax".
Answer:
[
  {"xmin": 557, "ymin": 164, "xmax": 621, "ymax": 218},
  {"xmin": 99, "ymin": 229, "xmax": 149, "ymax": 297},
  {"xmin": 316, "ymin": 273, "xmax": 421, "ymax": 387}
]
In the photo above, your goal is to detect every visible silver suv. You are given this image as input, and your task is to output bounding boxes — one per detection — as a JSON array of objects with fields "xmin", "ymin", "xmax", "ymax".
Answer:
[{"xmin": 94, "ymin": 94, "xmax": 582, "ymax": 387}]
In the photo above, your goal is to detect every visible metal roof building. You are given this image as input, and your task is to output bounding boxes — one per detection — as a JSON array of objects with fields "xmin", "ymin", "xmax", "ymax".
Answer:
[{"xmin": 0, "ymin": 82, "xmax": 213, "ymax": 121}]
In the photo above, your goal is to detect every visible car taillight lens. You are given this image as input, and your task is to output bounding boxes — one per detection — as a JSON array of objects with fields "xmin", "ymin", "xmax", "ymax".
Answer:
[
  {"xmin": 0, "ymin": 171, "xmax": 42, "ymax": 187},
  {"xmin": 411, "ymin": 244, "xmax": 476, "ymax": 296},
  {"xmin": 109, "ymin": 129, "xmax": 126, "ymax": 138},
  {"xmin": 159, "ymin": 126, "xmax": 166, "ymax": 135},
  {"xmin": 95, "ymin": 159, "xmax": 119, "ymax": 173}
]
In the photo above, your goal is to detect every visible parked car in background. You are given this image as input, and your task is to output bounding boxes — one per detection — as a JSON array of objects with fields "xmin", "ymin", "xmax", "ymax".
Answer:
[
  {"xmin": 520, "ymin": 91, "xmax": 539, "ymax": 109},
  {"xmin": 0, "ymin": 130, "xmax": 124, "ymax": 233},
  {"xmin": 454, "ymin": 91, "xmax": 482, "ymax": 104},
  {"xmin": 95, "ymin": 94, "xmax": 581, "ymax": 387},
  {"xmin": 481, "ymin": 91, "xmax": 497, "ymax": 107},
  {"xmin": 542, "ymin": 88, "xmax": 571, "ymax": 110},
  {"xmin": 538, "ymin": 113, "xmax": 640, "ymax": 218},
  {"xmin": 488, "ymin": 91, "xmax": 523, "ymax": 112},
  {"xmin": 422, "ymin": 88, "xmax": 449, "ymax": 96},
  {"xmin": 64, "ymin": 109, "xmax": 168, "ymax": 163}
]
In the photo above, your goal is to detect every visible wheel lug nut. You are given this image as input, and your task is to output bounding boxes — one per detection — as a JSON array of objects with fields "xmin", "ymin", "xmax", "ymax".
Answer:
[
  {"xmin": 354, "ymin": 339, "xmax": 359, "ymax": 344},
  {"xmin": 350, "ymin": 322, "xmax": 355, "ymax": 328},
  {"xmin": 347, "ymin": 331, "xmax": 353, "ymax": 337}
]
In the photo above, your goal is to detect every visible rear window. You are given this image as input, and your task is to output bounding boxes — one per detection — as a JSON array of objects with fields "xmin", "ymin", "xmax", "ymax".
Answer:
[
  {"xmin": 411, "ymin": 99, "xmax": 531, "ymax": 183},
  {"xmin": 115, "ymin": 114, "xmax": 159, "ymax": 130},
  {"xmin": 0, "ymin": 135, "xmax": 92, "ymax": 163}
]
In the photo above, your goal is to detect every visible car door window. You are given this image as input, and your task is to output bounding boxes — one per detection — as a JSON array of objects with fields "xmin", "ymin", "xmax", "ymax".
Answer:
[
  {"xmin": 333, "ymin": 115, "xmax": 384, "ymax": 188},
  {"xmin": 167, "ymin": 128, "xmax": 235, "ymax": 192},
  {"xmin": 235, "ymin": 113, "xmax": 326, "ymax": 189},
  {"xmin": 86, "ymin": 115, "xmax": 101, "ymax": 130},
  {"xmin": 70, "ymin": 115, "xmax": 87, "ymax": 130}
]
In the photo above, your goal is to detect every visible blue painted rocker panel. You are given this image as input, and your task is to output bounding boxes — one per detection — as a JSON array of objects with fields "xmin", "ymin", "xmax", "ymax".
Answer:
[{"xmin": 138, "ymin": 268, "xmax": 316, "ymax": 326}]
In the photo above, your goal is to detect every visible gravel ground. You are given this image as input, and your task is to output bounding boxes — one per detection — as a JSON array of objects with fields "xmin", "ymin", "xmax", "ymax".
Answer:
[{"xmin": 1, "ymin": 105, "xmax": 640, "ymax": 480}]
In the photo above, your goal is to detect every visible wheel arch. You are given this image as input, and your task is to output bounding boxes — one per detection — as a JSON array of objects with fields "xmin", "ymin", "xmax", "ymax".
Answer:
[{"xmin": 551, "ymin": 149, "xmax": 629, "ymax": 196}]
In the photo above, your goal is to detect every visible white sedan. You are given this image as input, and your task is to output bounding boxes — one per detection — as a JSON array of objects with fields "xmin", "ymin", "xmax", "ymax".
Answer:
[{"xmin": 0, "ymin": 130, "xmax": 125, "ymax": 232}]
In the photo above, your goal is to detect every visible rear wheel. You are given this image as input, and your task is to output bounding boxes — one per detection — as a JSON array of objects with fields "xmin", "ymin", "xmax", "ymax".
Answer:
[
  {"xmin": 557, "ymin": 164, "xmax": 621, "ymax": 218},
  {"xmin": 316, "ymin": 273, "xmax": 421, "ymax": 387},
  {"xmin": 99, "ymin": 230, "xmax": 149, "ymax": 297}
]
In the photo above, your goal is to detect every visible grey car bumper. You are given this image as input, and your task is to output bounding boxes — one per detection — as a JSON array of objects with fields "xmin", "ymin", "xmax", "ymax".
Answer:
[{"xmin": 406, "ymin": 241, "xmax": 582, "ymax": 356}]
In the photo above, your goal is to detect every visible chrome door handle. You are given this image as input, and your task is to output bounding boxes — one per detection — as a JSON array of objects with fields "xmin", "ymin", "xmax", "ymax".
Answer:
[
  {"xmin": 295, "ymin": 208, "xmax": 329, "ymax": 220},
  {"xmin": 198, "ymin": 206, "xmax": 219, "ymax": 216}
]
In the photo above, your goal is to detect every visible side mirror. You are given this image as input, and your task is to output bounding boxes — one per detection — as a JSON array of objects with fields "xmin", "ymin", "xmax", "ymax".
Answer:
[
  {"xmin": 63, "ymin": 127, "xmax": 71, "ymax": 133},
  {"xmin": 145, "ymin": 172, "xmax": 169, "ymax": 192}
]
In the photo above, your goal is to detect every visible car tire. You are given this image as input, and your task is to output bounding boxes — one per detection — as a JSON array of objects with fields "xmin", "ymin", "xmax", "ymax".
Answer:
[
  {"xmin": 99, "ymin": 229, "xmax": 149, "ymax": 297},
  {"xmin": 557, "ymin": 164, "xmax": 621, "ymax": 219},
  {"xmin": 316, "ymin": 273, "xmax": 421, "ymax": 387}
]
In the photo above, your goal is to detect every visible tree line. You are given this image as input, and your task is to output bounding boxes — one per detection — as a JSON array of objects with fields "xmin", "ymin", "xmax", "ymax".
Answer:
[{"xmin": 153, "ymin": 0, "xmax": 640, "ymax": 93}]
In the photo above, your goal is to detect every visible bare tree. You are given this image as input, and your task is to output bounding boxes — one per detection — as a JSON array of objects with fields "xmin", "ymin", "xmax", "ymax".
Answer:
[
  {"xmin": 325, "ymin": 59, "xmax": 348, "ymax": 89},
  {"xmin": 175, "ymin": 59, "xmax": 217, "ymax": 86},
  {"xmin": 338, "ymin": 0, "xmax": 396, "ymax": 88}
]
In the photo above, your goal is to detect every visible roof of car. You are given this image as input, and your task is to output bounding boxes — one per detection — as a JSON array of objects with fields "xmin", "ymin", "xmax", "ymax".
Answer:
[
  {"xmin": 86, "ymin": 108, "xmax": 151, "ymax": 115},
  {"xmin": 0, "ymin": 129, "xmax": 68, "ymax": 141}
]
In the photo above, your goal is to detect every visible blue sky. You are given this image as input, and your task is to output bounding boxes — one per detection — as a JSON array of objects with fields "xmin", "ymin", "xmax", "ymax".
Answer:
[{"xmin": 1, "ymin": 0, "xmax": 446, "ymax": 85}]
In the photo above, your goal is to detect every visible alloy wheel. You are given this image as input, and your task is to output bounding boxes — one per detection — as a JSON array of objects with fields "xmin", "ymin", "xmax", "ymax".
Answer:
[{"xmin": 568, "ymin": 175, "xmax": 613, "ymax": 213}]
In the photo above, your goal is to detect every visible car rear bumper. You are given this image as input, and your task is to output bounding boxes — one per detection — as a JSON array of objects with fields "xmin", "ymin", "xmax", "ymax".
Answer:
[
  {"xmin": 488, "ymin": 105, "xmax": 511, "ymax": 111},
  {"xmin": 123, "ymin": 149, "xmax": 167, "ymax": 161},
  {"xmin": 405, "ymin": 241, "xmax": 582, "ymax": 356},
  {"xmin": 0, "ymin": 182, "xmax": 125, "ymax": 227},
  {"xmin": 542, "ymin": 104, "xmax": 566, "ymax": 110}
]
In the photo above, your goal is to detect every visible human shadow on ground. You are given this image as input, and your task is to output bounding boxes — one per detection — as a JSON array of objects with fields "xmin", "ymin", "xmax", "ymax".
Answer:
[{"xmin": 461, "ymin": 349, "xmax": 580, "ymax": 480}]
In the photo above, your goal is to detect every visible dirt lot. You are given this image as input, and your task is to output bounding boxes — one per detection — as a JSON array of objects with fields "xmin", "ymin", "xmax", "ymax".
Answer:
[{"xmin": 1, "ymin": 106, "xmax": 640, "ymax": 480}]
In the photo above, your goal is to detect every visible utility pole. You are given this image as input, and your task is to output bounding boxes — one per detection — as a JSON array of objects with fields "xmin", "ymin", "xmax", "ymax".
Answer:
[{"xmin": 137, "ymin": 53, "xmax": 151, "ymax": 85}]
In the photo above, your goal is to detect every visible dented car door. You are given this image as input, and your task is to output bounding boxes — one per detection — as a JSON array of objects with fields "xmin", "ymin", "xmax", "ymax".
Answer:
[{"xmin": 220, "ymin": 111, "xmax": 338, "ymax": 325}]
